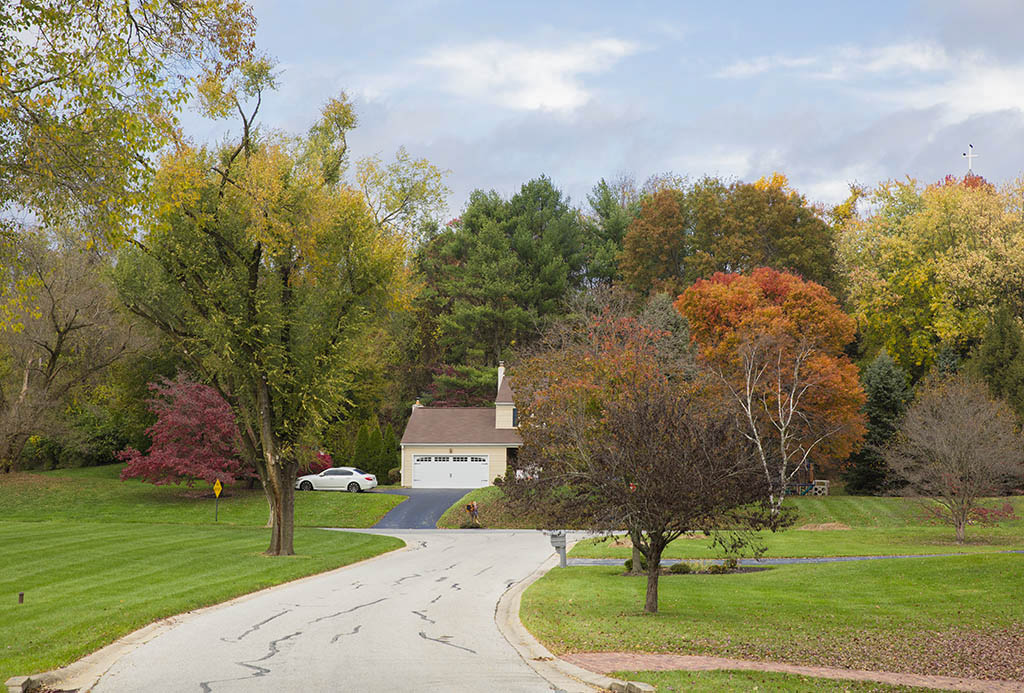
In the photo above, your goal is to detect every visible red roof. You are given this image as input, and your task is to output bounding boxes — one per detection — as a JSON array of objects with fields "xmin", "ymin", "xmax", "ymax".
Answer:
[{"xmin": 401, "ymin": 407, "xmax": 522, "ymax": 446}]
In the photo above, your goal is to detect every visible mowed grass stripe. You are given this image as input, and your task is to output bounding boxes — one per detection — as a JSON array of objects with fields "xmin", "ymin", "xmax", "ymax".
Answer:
[
  {"xmin": 0, "ymin": 521, "xmax": 402, "ymax": 683},
  {"xmin": 522, "ymin": 554, "xmax": 1024, "ymax": 679},
  {"xmin": 0, "ymin": 466, "xmax": 404, "ymax": 528}
]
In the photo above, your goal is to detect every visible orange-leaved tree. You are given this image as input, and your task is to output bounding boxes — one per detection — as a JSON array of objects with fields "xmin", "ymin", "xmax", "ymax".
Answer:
[
  {"xmin": 509, "ymin": 297, "xmax": 771, "ymax": 613},
  {"xmin": 676, "ymin": 268, "xmax": 866, "ymax": 514}
]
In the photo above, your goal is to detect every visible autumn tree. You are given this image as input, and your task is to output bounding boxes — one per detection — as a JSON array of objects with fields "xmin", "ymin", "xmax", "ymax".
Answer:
[
  {"xmin": 838, "ymin": 175, "xmax": 1024, "ymax": 378},
  {"xmin": 619, "ymin": 187, "xmax": 692, "ymax": 296},
  {"xmin": 884, "ymin": 373, "xmax": 1024, "ymax": 543},
  {"xmin": 119, "ymin": 373, "xmax": 245, "ymax": 486},
  {"xmin": 677, "ymin": 268, "xmax": 866, "ymax": 515},
  {"xmin": 113, "ymin": 69, "xmax": 440, "ymax": 554},
  {"xmin": 843, "ymin": 351, "xmax": 912, "ymax": 494},
  {"xmin": 508, "ymin": 298, "xmax": 771, "ymax": 612},
  {"xmin": 0, "ymin": 231, "xmax": 135, "ymax": 470},
  {"xmin": 0, "ymin": 0, "xmax": 255, "ymax": 238},
  {"xmin": 620, "ymin": 174, "xmax": 838, "ymax": 297}
]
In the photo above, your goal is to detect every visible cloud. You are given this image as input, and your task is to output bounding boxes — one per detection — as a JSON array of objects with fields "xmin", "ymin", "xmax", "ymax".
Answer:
[
  {"xmin": 717, "ymin": 41, "xmax": 951, "ymax": 81},
  {"xmin": 715, "ymin": 55, "xmax": 816, "ymax": 79},
  {"xmin": 416, "ymin": 38, "xmax": 640, "ymax": 112}
]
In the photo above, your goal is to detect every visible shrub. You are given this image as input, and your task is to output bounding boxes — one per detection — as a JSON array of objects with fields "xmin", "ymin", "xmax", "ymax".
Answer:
[
  {"xmin": 387, "ymin": 467, "xmax": 401, "ymax": 485},
  {"xmin": 668, "ymin": 561, "xmax": 692, "ymax": 574}
]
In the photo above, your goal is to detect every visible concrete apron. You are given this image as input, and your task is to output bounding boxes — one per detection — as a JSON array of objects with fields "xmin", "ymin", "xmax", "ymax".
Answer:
[{"xmin": 25, "ymin": 529, "xmax": 592, "ymax": 693}]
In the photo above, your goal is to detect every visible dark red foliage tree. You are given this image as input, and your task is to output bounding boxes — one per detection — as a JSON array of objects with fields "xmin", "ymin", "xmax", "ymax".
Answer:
[{"xmin": 118, "ymin": 373, "xmax": 246, "ymax": 486}]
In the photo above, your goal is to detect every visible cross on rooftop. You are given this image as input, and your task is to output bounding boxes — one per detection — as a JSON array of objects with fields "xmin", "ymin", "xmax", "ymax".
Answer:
[{"xmin": 963, "ymin": 144, "xmax": 978, "ymax": 173}]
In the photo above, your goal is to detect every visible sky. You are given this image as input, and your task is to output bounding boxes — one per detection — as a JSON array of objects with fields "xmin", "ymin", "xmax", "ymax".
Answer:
[{"xmin": 184, "ymin": 0, "xmax": 1024, "ymax": 218}]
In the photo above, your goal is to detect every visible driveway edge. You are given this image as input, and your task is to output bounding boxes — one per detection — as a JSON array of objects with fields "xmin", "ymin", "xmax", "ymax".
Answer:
[
  {"xmin": 494, "ymin": 552, "xmax": 654, "ymax": 693},
  {"xmin": 6, "ymin": 537, "xmax": 410, "ymax": 693}
]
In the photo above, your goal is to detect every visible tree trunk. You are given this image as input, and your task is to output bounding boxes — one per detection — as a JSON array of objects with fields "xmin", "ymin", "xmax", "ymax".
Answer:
[
  {"xmin": 643, "ymin": 534, "xmax": 666, "ymax": 614},
  {"xmin": 265, "ymin": 459, "xmax": 297, "ymax": 555},
  {"xmin": 631, "ymin": 543, "xmax": 643, "ymax": 575},
  {"xmin": 627, "ymin": 526, "xmax": 644, "ymax": 575},
  {"xmin": 255, "ymin": 377, "xmax": 297, "ymax": 556}
]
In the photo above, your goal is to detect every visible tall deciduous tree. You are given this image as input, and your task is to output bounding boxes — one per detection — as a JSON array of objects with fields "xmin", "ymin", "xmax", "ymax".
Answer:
[
  {"xmin": 0, "ymin": 231, "xmax": 134, "ymax": 470},
  {"xmin": 0, "ymin": 0, "xmax": 255, "ymax": 236},
  {"xmin": 620, "ymin": 174, "xmax": 838, "ymax": 297},
  {"xmin": 677, "ymin": 268, "xmax": 866, "ymax": 515},
  {"xmin": 119, "ymin": 373, "xmax": 245, "ymax": 486},
  {"xmin": 837, "ymin": 174, "xmax": 1024, "ymax": 378},
  {"xmin": 884, "ymin": 373, "xmax": 1024, "ymax": 543},
  {"xmin": 114, "ymin": 75, "xmax": 423, "ymax": 554}
]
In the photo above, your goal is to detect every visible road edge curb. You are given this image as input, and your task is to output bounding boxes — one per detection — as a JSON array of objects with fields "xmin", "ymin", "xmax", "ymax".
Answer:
[{"xmin": 494, "ymin": 547, "xmax": 654, "ymax": 693}]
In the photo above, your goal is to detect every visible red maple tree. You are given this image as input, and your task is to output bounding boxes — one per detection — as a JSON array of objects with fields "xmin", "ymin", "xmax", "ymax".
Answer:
[{"xmin": 118, "ymin": 373, "xmax": 247, "ymax": 486}]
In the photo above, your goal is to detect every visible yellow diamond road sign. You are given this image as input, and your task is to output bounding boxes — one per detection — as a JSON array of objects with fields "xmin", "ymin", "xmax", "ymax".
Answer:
[{"xmin": 214, "ymin": 479, "xmax": 223, "ymax": 498}]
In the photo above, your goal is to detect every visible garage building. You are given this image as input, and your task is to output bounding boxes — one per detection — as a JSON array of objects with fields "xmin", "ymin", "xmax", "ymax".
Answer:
[{"xmin": 399, "ymin": 365, "xmax": 521, "ymax": 488}]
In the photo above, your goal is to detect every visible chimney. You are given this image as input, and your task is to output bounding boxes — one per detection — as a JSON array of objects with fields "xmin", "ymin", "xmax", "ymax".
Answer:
[
  {"xmin": 497, "ymin": 361, "xmax": 505, "ymax": 393},
  {"xmin": 412, "ymin": 398, "xmax": 423, "ymax": 411}
]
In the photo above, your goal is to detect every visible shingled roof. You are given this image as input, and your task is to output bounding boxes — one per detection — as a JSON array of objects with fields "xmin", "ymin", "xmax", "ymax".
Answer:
[
  {"xmin": 400, "ymin": 408, "xmax": 522, "ymax": 445},
  {"xmin": 496, "ymin": 374, "xmax": 514, "ymax": 403}
]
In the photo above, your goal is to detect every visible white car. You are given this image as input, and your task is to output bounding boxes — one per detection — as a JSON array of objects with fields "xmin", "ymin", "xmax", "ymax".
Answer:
[{"xmin": 295, "ymin": 467, "xmax": 378, "ymax": 492}]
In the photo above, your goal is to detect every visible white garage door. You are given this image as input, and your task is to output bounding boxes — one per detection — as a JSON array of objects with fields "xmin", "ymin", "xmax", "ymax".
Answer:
[{"xmin": 412, "ymin": 454, "xmax": 489, "ymax": 488}]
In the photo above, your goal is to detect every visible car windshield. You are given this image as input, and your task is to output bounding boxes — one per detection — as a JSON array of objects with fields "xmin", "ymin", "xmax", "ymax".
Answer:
[{"xmin": 353, "ymin": 469, "xmax": 369, "ymax": 475}]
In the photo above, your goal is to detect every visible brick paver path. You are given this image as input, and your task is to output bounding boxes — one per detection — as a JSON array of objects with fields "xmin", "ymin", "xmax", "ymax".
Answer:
[{"xmin": 562, "ymin": 652, "xmax": 1024, "ymax": 693}]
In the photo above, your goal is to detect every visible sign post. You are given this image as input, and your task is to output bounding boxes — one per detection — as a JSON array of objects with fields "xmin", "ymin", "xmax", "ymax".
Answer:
[{"xmin": 213, "ymin": 479, "xmax": 223, "ymax": 522}]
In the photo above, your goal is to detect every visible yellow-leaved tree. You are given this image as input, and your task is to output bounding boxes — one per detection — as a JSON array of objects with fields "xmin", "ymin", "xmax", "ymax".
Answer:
[{"xmin": 114, "ymin": 63, "xmax": 448, "ymax": 555}]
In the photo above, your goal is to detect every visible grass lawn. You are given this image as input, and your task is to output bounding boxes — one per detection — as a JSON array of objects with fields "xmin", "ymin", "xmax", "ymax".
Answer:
[
  {"xmin": 0, "ymin": 464, "xmax": 404, "ymax": 528},
  {"xmin": 0, "ymin": 464, "xmax": 407, "ymax": 682},
  {"xmin": 436, "ymin": 486, "xmax": 548, "ymax": 529},
  {"xmin": 569, "ymin": 496, "xmax": 1024, "ymax": 559},
  {"xmin": 0, "ymin": 521, "xmax": 403, "ymax": 683},
  {"xmin": 615, "ymin": 670, "xmax": 948, "ymax": 692},
  {"xmin": 521, "ymin": 555, "xmax": 1024, "ymax": 681}
]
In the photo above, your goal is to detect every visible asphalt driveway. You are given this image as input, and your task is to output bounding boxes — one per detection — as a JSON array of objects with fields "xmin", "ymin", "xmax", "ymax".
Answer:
[{"xmin": 372, "ymin": 488, "xmax": 469, "ymax": 529}]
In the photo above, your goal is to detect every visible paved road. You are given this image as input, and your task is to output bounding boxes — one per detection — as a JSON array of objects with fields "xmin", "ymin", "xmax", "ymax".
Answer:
[
  {"xmin": 90, "ymin": 530, "xmax": 566, "ymax": 693},
  {"xmin": 372, "ymin": 488, "xmax": 469, "ymax": 529}
]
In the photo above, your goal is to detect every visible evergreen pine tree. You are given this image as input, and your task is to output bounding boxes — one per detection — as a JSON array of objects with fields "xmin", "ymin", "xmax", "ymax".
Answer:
[
  {"xmin": 970, "ymin": 306, "xmax": 1024, "ymax": 422},
  {"xmin": 843, "ymin": 351, "xmax": 911, "ymax": 494},
  {"xmin": 352, "ymin": 422, "xmax": 372, "ymax": 471},
  {"xmin": 381, "ymin": 423, "xmax": 400, "ymax": 475},
  {"xmin": 365, "ymin": 423, "xmax": 385, "ymax": 478}
]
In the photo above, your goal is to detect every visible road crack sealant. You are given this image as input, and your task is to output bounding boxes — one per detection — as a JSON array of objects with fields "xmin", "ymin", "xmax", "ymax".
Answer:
[
  {"xmin": 418, "ymin": 631, "xmax": 477, "ymax": 654},
  {"xmin": 330, "ymin": 625, "xmax": 361, "ymax": 643},
  {"xmin": 220, "ymin": 609, "xmax": 290, "ymax": 643},
  {"xmin": 309, "ymin": 597, "xmax": 387, "ymax": 624},
  {"xmin": 198, "ymin": 630, "xmax": 302, "ymax": 692}
]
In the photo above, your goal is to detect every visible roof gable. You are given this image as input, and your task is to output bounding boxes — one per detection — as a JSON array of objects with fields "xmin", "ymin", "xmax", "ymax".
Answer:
[{"xmin": 401, "ymin": 407, "xmax": 522, "ymax": 446}]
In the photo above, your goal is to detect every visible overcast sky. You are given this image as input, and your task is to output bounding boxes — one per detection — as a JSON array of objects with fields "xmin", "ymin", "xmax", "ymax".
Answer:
[{"xmin": 184, "ymin": 0, "xmax": 1024, "ymax": 218}]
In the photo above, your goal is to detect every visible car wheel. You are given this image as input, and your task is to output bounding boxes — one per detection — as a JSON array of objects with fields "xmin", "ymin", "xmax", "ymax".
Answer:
[
  {"xmin": 300, "ymin": 481, "xmax": 313, "ymax": 491},
  {"xmin": 347, "ymin": 482, "xmax": 361, "ymax": 493}
]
